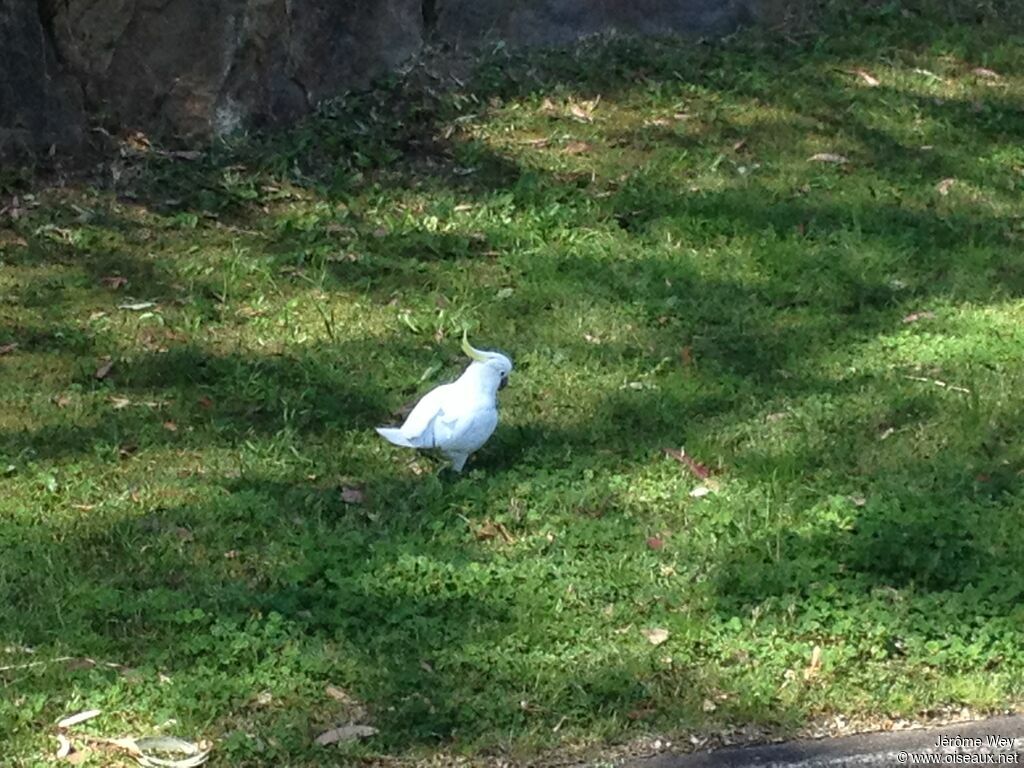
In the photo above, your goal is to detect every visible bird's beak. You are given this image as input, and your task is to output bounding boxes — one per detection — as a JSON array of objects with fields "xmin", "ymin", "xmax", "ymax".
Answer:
[{"xmin": 499, "ymin": 375, "xmax": 509, "ymax": 390}]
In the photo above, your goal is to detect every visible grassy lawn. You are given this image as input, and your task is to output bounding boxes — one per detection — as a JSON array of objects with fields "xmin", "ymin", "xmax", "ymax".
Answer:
[{"xmin": 3, "ymin": 3, "xmax": 1024, "ymax": 765}]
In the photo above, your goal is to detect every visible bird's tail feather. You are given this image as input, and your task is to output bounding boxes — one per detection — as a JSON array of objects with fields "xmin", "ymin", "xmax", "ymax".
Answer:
[{"xmin": 376, "ymin": 427, "xmax": 416, "ymax": 448}]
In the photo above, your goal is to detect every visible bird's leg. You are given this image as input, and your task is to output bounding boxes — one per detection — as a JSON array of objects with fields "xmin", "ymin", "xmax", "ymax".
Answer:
[{"xmin": 431, "ymin": 453, "xmax": 468, "ymax": 479}]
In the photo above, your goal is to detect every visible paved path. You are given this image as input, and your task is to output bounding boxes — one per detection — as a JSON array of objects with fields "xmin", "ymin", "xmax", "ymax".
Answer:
[{"xmin": 624, "ymin": 716, "xmax": 1024, "ymax": 767}]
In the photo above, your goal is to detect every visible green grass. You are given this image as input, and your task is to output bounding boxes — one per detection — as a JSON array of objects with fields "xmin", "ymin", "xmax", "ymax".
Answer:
[{"xmin": 3, "ymin": 3, "xmax": 1024, "ymax": 765}]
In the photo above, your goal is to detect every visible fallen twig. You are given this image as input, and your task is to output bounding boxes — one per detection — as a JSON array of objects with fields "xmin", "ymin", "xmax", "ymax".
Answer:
[
  {"xmin": 903, "ymin": 375, "xmax": 971, "ymax": 394},
  {"xmin": 71, "ymin": 734, "xmax": 212, "ymax": 767},
  {"xmin": 663, "ymin": 447, "xmax": 711, "ymax": 479},
  {"xmin": 0, "ymin": 656, "xmax": 125, "ymax": 673}
]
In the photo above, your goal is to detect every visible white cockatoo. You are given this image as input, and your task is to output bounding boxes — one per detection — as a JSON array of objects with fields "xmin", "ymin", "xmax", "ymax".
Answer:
[{"xmin": 376, "ymin": 333, "xmax": 512, "ymax": 472}]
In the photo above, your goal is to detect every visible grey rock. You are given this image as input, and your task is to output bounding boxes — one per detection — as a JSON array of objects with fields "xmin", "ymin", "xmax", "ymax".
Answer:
[
  {"xmin": 0, "ymin": 0, "xmax": 85, "ymax": 158},
  {"xmin": 49, "ymin": 0, "xmax": 423, "ymax": 140},
  {"xmin": 6, "ymin": 0, "xmax": 774, "ymax": 155},
  {"xmin": 433, "ymin": 0, "xmax": 757, "ymax": 48}
]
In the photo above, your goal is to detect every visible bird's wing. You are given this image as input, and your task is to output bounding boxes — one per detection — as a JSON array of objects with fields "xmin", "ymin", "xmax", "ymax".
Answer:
[
  {"xmin": 393, "ymin": 382, "xmax": 498, "ymax": 454},
  {"xmin": 397, "ymin": 384, "xmax": 452, "ymax": 446},
  {"xmin": 431, "ymin": 404, "xmax": 498, "ymax": 454}
]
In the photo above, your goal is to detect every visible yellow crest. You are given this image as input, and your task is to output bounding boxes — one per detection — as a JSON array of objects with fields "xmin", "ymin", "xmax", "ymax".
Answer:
[{"xmin": 461, "ymin": 330, "xmax": 489, "ymax": 362}]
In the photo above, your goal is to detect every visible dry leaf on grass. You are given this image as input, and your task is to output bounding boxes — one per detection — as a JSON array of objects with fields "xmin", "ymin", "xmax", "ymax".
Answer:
[
  {"xmin": 568, "ymin": 98, "xmax": 599, "ymax": 123},
  {"xmin": 690, "ymin": 485, "xmax": 712, "ymax": 499},
  {"xmin": 627, "ymin": 705, "xmax": 656, "ymax": 721},
  {"xmin": 564, "ymin": 140, "xmax": 592, "ymax": 155},
  {"xmin": 855, "ymin": 69, "xmax": 880, "ymax": 86},
  {"xmin": 94, "ymin": 359, "xmax": 114, "ymax": 380},
  {"xmin": 0, "ymin": 230, "xmax": 28, "ymax": 247},
  {"xmin": 663, "ymin": 447, "xmax": 711, "ymax": 479},
  {"xmin": 0, "ymin": 342, "xmax": 18, "ymax": 355},
  {"xmin": 913, "ymin": 67, "xmax": 944, "ymax": 82},
  {"xmin": 569, "ymin": 105, "xmax": 593, "ymax": 122},
  {"xmin": 475, "ymin": 520, "xmax": 515, "ymax": 544},
  {"xmin": 340, "ymin": 486, "xmax": 365, "ymax": 505},
  {"xmin": 314, "ymin": 725, "xmax": 379, "ymax": 746},
  {"xmin": 100, "ymin": 276, "xmax": 129, "ymax": 289},
  {"xmin": 902, "ymin": 310, "xmax": 936, "ymax": 324},
  {"xmin": 804, "ymin": 645, "xmax": 823, "ymax": 680},
  {"xmin": 936, "ymin": 178, "xmax": 956, "ymax": 196},
  {"xmin": 162, "ymin": 149, "xmax": 203, "ymax": 161},
  {"xmin": 324, "ymin": 685, "xmax": 369, "ymax": 721},
  {"xmin": 972, "ymin": 67, "xmax": 1001, "ymax": 80},
  {"xmin": 118, "ymin": 301, "xmax": 156, "ymax": 311},
  {"xmin": 642, "ymin": 628, "xmax": 670, "ymax": 646},
  {"xmin": 809, "ymin": 153, "xmax": 849, "ymax": 164},
  {"xmin": 325, "ymin": 685, "xmax": 352, "ymax": 702}
]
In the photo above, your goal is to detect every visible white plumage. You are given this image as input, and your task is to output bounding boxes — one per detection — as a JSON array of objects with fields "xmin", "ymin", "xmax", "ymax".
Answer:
[{"xmin": 376, "ymin": 334, "xmax": 512, "ymax": 472}]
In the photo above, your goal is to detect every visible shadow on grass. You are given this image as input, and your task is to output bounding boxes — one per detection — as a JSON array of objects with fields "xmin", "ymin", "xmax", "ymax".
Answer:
[
  {"xmin": 1, "ymin": 464, "xmax": 716, "ymax": 756},
  {"xmin": 0, "ymin": 341, "xmax": 395, "ymax": 467}
]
